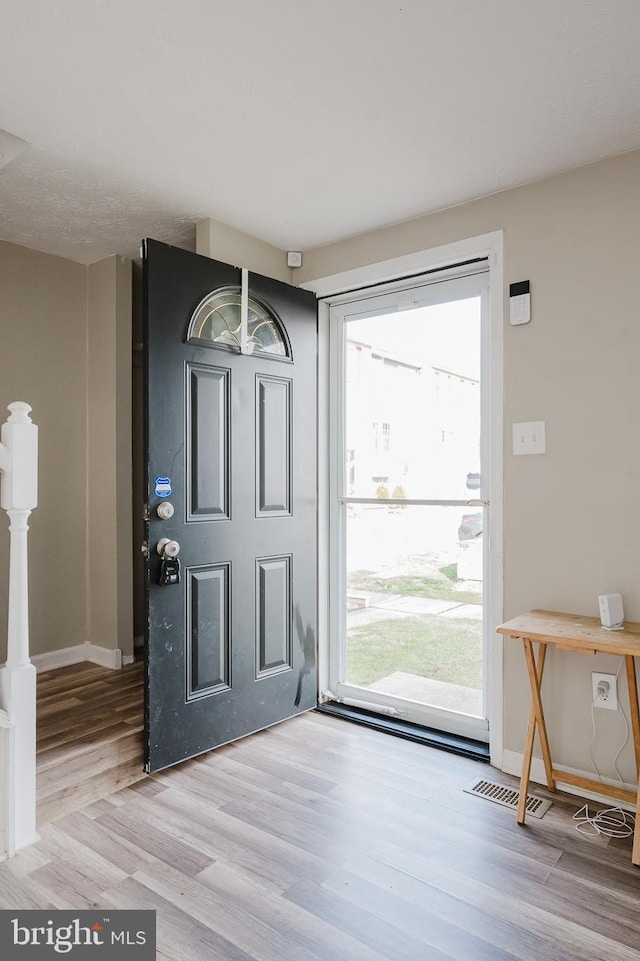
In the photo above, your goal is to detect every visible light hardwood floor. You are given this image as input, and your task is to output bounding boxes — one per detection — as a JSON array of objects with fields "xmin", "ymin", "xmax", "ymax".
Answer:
[
  {"xmin": 2, "ymin": 664, "xmax": 639, "ymax": 960},
  {"xmin": 36, "ymin": 659, "xmax": 145, "ymax": 825}
]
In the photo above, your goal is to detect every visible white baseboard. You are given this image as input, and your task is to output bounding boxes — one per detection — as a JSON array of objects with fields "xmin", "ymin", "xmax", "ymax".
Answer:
[
  {"xmin": 501, "ymin": 749, "xmax": 637, "ymax": 812},
  {"xmin": 31, "ymin": 643, "xmax": 125, "ymax": 673},
  {"xmin": 87, "ymin": 644, "xmax": 122, "ymax": 670},
  {"xmin": 122, "ymin": 653, "xmax": 136, "ymax": 666},
  {"xmin": 31, "ymin": 645, "xmax": 86, "ymax": 672}
]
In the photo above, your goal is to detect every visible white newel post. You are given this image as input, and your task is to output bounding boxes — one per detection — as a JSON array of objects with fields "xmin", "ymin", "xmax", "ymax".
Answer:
[{"xmin": 0, "ymin": 402, "xmax": 38, "ymax": 855}]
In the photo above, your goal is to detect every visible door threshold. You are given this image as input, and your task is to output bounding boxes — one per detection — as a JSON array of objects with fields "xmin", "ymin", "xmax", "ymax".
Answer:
[{"xmin": 315, "ymin": 702, "xmax": 490, "ymax": 762}]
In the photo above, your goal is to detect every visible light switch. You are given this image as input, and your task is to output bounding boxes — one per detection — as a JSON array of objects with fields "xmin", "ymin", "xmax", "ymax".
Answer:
[{"xmin": 513, "ymin": 421, "xmax": 546, "ymax": 455}]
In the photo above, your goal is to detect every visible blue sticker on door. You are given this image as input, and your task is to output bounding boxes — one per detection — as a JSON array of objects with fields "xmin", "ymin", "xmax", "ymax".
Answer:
[{"xmin": 154, "ymin": 476, "xmax": 172, "ymax": 498}]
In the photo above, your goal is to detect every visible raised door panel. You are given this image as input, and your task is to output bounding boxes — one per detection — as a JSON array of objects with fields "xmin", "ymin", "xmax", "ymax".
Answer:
[
  {"xmin": 256, "ymin": 555, "xmax": 292, "ymax": 678},
  {"xmin": 187, "ymin": 363, "xmax": 230, "ymax": 521},
  {"xmin": 187, "ymin": 564, "xmax": 231, "ymax": 699},
  {"xmin": 256, "ymin": 375, "xmax": 291, "ymax": 516}
]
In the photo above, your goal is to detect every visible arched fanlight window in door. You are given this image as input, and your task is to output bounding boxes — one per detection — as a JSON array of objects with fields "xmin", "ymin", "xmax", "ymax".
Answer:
[{"xmin": 187, "ymin": 284, "xmax": 290, "ymax": 359}]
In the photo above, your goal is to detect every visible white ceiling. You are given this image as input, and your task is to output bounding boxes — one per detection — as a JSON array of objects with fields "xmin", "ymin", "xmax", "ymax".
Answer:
[{"xmin": 1, "ymin": 0, "xmax": 639, "ymax": 264}]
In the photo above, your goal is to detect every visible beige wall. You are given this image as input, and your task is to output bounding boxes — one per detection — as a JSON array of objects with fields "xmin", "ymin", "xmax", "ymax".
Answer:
[
  {"xmin": 301, "ymin": 150, "xmax": 640, "ymax": 783},
  {"xmin": 196, "ymin": 218, "xmax": 293, "ymax": 283},
  {"xmin": 0, "ymin": 242, "xmax": 88, "ymax": 659},
  {"xmin": 0, "ymin": 243, "xmax": 133, "ymax": 664},
  {"xmin": 87, "ymin": 257, "xmax": 133, "ymax": 657}
]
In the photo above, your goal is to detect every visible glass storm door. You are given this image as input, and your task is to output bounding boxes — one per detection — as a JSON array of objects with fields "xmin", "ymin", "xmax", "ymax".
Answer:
[
  {"xmin": 144, "ymin": 240, "xmax": 317, "ymax": 773},
  {"xmin": 328, "ymin": 267, "xmax": 490, "ymax": 742}
]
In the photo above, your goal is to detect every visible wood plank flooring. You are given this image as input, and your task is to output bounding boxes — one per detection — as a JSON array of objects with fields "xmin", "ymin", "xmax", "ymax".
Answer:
[
  {"xmin": 36, "ymin": 660, "xmax": 145, "ymax": 825},
  {"xmin": 4, "ymin": 693, "xmax": 640, "ymax": 960}
]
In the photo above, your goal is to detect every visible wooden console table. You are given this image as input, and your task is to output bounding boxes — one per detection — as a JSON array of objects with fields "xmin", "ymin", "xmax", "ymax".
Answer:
[{"xmin": 497, "ymin": 610, "xmax": 640, "ymax": 865}]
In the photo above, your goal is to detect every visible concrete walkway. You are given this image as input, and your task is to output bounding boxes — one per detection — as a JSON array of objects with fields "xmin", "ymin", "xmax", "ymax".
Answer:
[
  {"xmin": 368, "ymin": 671, "xmax": 483, "ymax": 716},
  {"xmin": 347, "ymin": 590, "xmax": 483, "ymax": 628}
]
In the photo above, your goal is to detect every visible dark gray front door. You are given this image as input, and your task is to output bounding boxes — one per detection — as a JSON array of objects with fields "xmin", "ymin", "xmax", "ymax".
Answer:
[{"xmin": 144, "ymin": 239, "xmax": 317, "ymax": 773}]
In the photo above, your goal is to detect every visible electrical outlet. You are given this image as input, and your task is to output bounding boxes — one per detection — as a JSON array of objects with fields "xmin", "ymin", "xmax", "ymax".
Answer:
[{"xmin": 592, "ymin": 672, "xmax": 618, "ymax": 710}]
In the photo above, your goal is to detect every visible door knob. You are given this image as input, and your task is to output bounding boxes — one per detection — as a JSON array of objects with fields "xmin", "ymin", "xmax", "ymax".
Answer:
[
  {"xmin": 156, "ymin": 538, "xmax": 181, "ymax": 586},
  {"xmin": 157, "ymin": 538, "xmax": 180, "ymax": 558}
]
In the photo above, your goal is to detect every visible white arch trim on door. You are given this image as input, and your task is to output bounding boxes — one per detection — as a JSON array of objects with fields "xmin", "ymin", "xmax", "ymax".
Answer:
[{"xmin": 302, "ymin": 230, "xmax": 505, "ymax": 768}]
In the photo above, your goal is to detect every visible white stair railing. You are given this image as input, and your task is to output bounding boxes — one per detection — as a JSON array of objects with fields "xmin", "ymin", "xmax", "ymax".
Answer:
[{"xmin": 0, "ymin": 402, "xmax": 38, "ymax": 859}]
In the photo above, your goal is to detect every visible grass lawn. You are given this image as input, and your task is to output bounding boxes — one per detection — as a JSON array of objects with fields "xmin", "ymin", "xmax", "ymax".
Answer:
[
  {"xmin": 347, "ymin": 614, "xmax": 482, "ymax": 689},
  {"xmin": 348, "ymin": 567, "xmax": 481, "ymax": 607}
]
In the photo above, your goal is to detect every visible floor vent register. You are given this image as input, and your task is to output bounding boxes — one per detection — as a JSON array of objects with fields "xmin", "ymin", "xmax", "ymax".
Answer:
[{"xmin": 465, "ymin": 777, "xmax": 552, "ymax": 819}]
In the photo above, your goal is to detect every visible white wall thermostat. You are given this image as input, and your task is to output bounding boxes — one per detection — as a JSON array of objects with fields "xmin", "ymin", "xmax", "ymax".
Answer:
[
  {"xmin": 509, "ymin": 280, "xmax": 531, "ymax": 325},
  {"xmin": 598, "ymin": 593, "xmax": 624, "ymax": 631}
]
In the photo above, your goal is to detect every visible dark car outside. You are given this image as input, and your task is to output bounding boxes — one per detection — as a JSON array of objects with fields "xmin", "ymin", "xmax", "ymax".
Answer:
[{"xmin": 458, "ymin": 511, "xmax": 482, "ymax": 540}]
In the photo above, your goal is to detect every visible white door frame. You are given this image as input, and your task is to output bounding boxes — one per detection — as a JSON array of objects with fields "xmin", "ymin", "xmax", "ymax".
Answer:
[{"xmin": 303, "ymin": 230, "xmax": 504, "ymax": 766}]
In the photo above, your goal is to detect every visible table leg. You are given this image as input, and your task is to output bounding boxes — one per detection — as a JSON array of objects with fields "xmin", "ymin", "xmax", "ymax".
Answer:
[
  {"xmin": 625, "ymin": 655, "xmax": 640, "ymax": 866},
  {"xmin": 523, "ymin": 638, "xmax": 555, "ymax": 791},
  {"xmin": 624, "ymin": 656, "xmax": 640, "ymax": 776},
  {"xmin": 633, "ymin": 796, "xmax": 640, "ymax": 867},
  {"xmin": 518, "ymin": 639, "xmax": 555, "ymax": 824}
]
